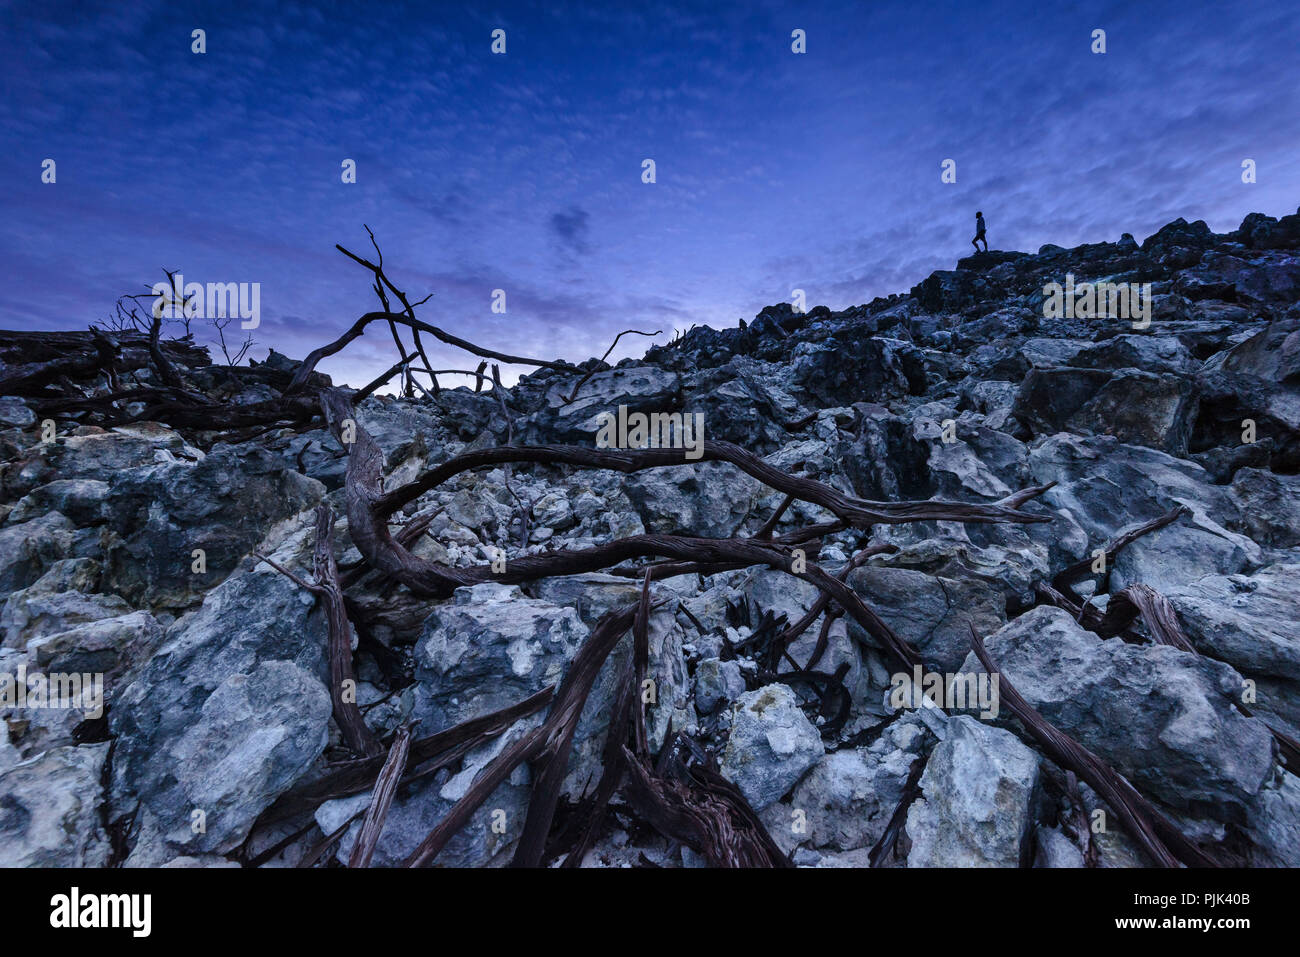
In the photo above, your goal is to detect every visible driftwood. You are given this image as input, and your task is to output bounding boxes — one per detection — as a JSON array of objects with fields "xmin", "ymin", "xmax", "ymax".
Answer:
[
  {"xmin": 619, "ymin": 739, "xmax": 792, "ymax": 868},
  {"xmin": 1065, "ymin": 771, "xmax": 1100, "ymax": 868},
  {"xmin": 11, "ymin": 238, "xmax": 576, "ymax": 436},
  {"xmin": 374, "ymin": 438, "xmax": 1054, "ymax": 528},
  {"xmin": 1094, "ymin": 583, "xmax": 1198, "ymax": 651},
  {"xmin": 284, "ymin": 309, "xmax": 576, "ymax": 398},
  {"xmin": 557, "ymin": 654, "xmax": 641, "ymax": 867},
  {"xmin": 867, "ymin": 754, "xmax": 927, "ymax": 867}
]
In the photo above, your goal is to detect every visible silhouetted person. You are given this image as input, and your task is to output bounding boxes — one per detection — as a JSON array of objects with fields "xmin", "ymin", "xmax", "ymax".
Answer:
[{"xmin": 972, "ymin": 211, "xmax": 988, "ymax": 253}]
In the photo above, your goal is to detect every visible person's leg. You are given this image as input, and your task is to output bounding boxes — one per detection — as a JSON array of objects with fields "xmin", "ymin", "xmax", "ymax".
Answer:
[{"xmin": 972, "ymin": 235, "xmax": 979, "ymax": 251}]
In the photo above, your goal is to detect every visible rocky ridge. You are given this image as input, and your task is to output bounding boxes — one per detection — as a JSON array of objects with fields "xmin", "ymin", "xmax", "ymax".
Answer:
[{"xmin": 2, "ymin": 206, "xmax": 1299, "ymax": 867}]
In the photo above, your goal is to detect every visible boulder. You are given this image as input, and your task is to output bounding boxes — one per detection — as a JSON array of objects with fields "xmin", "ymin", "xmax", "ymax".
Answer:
[
  {"xmin": 1029, "ymin": 433, "xmax": 1259, "ymax": 593},
  {"xmin": 103, "ymin": 446, "xmax": 325, "ymax": 609},
  {"xmin": 694, "ymin": 657, "xmax": 746, "ymax": 716},
  {"xmin": 0, "ymin": 743, "xmax": 110, "ymax": 867},
  {"xmin": 1168, "ymin": 565, "xmax": 1300, "ymax": 681},
  {"xmin": 957, "ymin": 606, "xmax": 1275, "ymax": 823},
  {"xmin": 412, "ymin": 583, "xmax": 588, "ymax": 734},
  {"xmin": 847, "ymin": 564, "xmax": 1005, "ymax": 671},
  {"xmin": 721, "ymin": 683, "xmax": 824, "ymax": 810},
  {"xmin": 781, "ymin": 716, "xmax": 928, "ymax": 852},
  {"xmin": 1013, "ymin": 368, "xmax": 1114, "ymax": 437},
  {"xmin": 109, "ymin": 518, "xmax": 333, "ymax": 855},
  {"xmin": 1066, "ymin": 370, "xmax": 1198, "ymax": 455},
  {"xmin": 0, "ymin": 512, "xmax": 84, "ymax": 594},
  {"xmin": 621, "ymin": 461, "xmax": 762, "ymax": 537},
  {"xmin": 1226, "ymin": 468, "xmax": 1300, "ymax": 547},
  {"xmin": 905, "ymin": 715, "xmax": 1040, "ymax": 867},
  {"xmin": 0, "ymin": 558, "xmax": 126, "ymax": 649}
]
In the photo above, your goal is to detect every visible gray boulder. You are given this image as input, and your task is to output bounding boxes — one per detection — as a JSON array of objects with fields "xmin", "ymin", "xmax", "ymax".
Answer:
[
  {"xmin": 0, "ymin": 512, "xmax": 85, "ymax": 594},
  {"xmin": 694, "ymin": 657, "xmax": 746, "ymax": 716},
  {"xmin": 721, "ymin": 683, "xmax": 824, "ymax": 810},
  {"xmin": 1168, "ymin": 565, "xmax": 1300, "ymax": 680},
  {"xmin": 1033, "ymin": 826, "xmax": 1086, "ymax": 868},
  {"xmin": 621, "ymin": 462, "xmax": 763, "ymax": 537},
  {"xmin": 1029, "ymin": 433, "xmax": 1259, "ymax": 593},
  {"xmin": 0, "ymin": 396, "xmax": 35, "ymax": 428},
  {"xmin": 847, "ymin": 564, "xmax": 1006, "ymax": 671},
  {"xmin": 781, "ymin": 717, "xmax": 928, "ymax": 853},
  {"xmin": 1227, "ymin": 468, "xmax": 1300, "ymax": 547},
  {"xmin": 0, "ymin": 558, "xmax": 127, "ymax": 649},
  {"xmin": 1067, "ymin": 370, "xmax": 1198, "ymax": 455},
  {"xmin": 26, "ymin": 610, "xmax": 163, "ymax": 688},
  {"xmin": 525, "ymin": 366, "xmax": 682, "ymax": 444},
  {"xmin": 958, "ymin": 606, "xmax": 1275, "ymax": 823},
  {"xmin": 0, "ymin": 743, "xmax": 110, "ymax": 867},
  {"xmin": 109, "ymin": 519, "xmax": 333, "ymax": 855},
  {"xmin": 1071, "ymin": 335, "xmax": 1195, "ymax": 374},
  {"xmin": 412, "ymin": 582, "xmax": 588, "ymax": 734},
  {"xmin": 103, "ymin": 445, "xmax": 325, "ymax": 609},
  {"xmin": 37, "ymin": 422, "xmax": 202, "ymax": 482},
  {"xmin": 905, "ymin": 715, "xmax": 1040, "ymax": 867},
  {"xmin": 414, "ymin": 580, "xmax": 688, "ymax": 799},
  {"xmin": 1013, "ymin": 368, "xmax": 1114, "ymax": 437},
  {"xmin": 8, "ymin": 478, "xmax": 110, "ymax": 526},
  {"xmin": 1246, "ymin": 772, "xmax": 1300, "ymax": 867}
]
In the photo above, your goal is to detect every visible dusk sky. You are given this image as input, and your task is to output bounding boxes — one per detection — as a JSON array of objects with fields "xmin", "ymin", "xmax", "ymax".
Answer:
[{"xmin": 2, "ymin": 0, "xmax": 1297, "ymax": 389}]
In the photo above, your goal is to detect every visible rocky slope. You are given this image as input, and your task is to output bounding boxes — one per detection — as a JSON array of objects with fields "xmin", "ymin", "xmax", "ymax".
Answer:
[{"xmin": 2, "ymin": 206, "xmax": 1299, "ymax": 868}]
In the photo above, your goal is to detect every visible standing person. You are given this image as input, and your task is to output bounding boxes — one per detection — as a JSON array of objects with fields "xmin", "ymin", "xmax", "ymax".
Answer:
[{"xmin": 972, "ymin": 211, "xmax": 988, "ymax": 253}]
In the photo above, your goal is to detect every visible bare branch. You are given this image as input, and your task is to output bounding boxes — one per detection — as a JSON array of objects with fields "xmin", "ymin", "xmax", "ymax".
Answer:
[
  {"xmin": 347, "ymin": 726, "xmax": 412, "ymax": 867},
  {"xmin": 561, "ymin": 328, "xmax": 662, "ymax": 403}
]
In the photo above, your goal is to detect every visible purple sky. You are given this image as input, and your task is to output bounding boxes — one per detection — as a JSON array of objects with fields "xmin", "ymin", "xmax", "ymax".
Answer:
[{"xmin": 2, "ymin": 0, "xmax": 1297, "ymax": 389}]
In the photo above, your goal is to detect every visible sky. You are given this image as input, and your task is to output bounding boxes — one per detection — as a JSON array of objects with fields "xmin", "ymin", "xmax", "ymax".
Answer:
[{"xmin": 2, "ymin": 0, "xmax": 1297, "ymax": 389}]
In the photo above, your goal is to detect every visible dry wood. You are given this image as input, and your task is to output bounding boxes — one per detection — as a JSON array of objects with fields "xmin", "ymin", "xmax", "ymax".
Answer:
[
  {"xmin": 255, "ymin": 686, "xmax": 555, "ymax": 826},
  {"xmin": 868, "ymin": 753, "xmax": 927, "ymax": 867},
  {"xmin": 405, "ymin": 605, "xmax": 643, "ymax": 867},
  {"xmin": 348, "ymin": 726, "xmax": 412, "ymax": 867},
  {"xmin": 375, "ymin": 437, "xmax": 1054, "ymax": 528},
  {"xmin": 1052, "ymin": 505, "xmax": 1190, "ymax": 598},
  {"xmin": 256, "ymin": 504, "xmax": 382, "ymax": 757},
  {"xmin": 619, "ymin": 739, "xmax": 791, "ymax": 868},
  {"xmin": 1065, "ymin": 771, "xmax": 1100, "ymax": 868}
]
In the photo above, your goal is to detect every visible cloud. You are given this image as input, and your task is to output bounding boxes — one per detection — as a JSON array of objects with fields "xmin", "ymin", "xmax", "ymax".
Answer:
[{"xmin": 548, "ymin": 207, "xmax": 591, "ymax": 255}]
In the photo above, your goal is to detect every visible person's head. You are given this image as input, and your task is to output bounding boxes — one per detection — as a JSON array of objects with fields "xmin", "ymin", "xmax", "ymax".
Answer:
[{"xmin": 976, "ymin": 211, "xmax": 983, "ymax": 217}]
